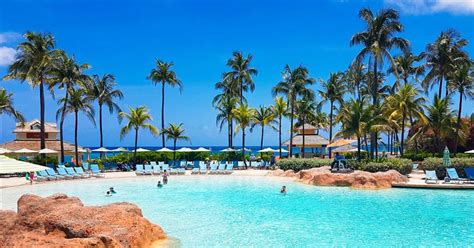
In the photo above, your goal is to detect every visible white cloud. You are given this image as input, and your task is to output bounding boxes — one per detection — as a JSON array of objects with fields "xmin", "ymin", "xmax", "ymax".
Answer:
[
  {"xmin": 385, "ymin": 0, "xmax": 474, "ymax": 15},
  {"xmin": 0, "ymin": 46, "xmax": 17, "ymax": 66},
  {"xmin": 0, "ymin": 32, "xmax": 21, "ymax": 44}
]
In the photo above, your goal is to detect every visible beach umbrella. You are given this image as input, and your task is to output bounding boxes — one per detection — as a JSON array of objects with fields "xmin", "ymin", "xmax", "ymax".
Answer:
[
  {"xmin": 327, "ymin": 139, "xmax": 357, "ymax": 148},
  {"xmin": 156, "ymin": 147, "xmax": 174, "ymax": 152},
  {"xmin": 347, "ymin": 148, "xmax": 366, "ymax": 153},
  {"xmin": 0, "ymin": 155, "xmax": 50, "ymax": 174},
  {"xmin": 258, "ymin": 147, "xmax": 275, "ymax": 153},
  {"xmin": 135, "ymin": 148, "xmax": 150, "ymax": 152},
  {"xmin": 277, "ymin": 148, "xmax": 289, "ymax": 153},
  {"xmin": 92, "ymin": 147, "xmax": 111, "ymax": 153},
  {"xmin": 443, "ymin": 146, "xmax": 451, "ymax": 167},
  {"xmin": 194, "ymin": 147, "xmax": 211, "ymax": 152},
  {"xmin": 38, "ymin": 148, "xmax": 58, "ymax": 154},
  {"xmin": 220, "ymin": 148, "xmax": 236, "ymax": 152},
  {"xmin": 465, "ymin": 150, "xmax": 474, "ymax": 154},
  {"xmin": 14, "ymin": 148, "xmax": 37, "ymax": 154},
  {"xmin": 0, "ymin": 148, "xmax": 12, "ymax": 154},
  {"xmin": 176, "ymin": 147, "xmax": 194, "ymax": 152},
  {"xmin": 237, "ymin": 148, "xmax": 252, "ymax": 152},
  {"xmin": 111, "ymin": 147, "xmax": 129, "ymax": 152},
  {"xmin": 76, "ymin": 148, "xmax": 88, "ymax": 153}
]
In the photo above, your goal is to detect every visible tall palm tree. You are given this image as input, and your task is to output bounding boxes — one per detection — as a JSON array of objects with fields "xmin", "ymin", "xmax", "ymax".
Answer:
[
  {"xmin": 214, "ymin": 95, "xmax": 238, "ymax": 148},
  {"xmin": 295, "ymin": 95, "xmax": 317, "ymax": 158},
  {"xmin": 232, "ymin": 103, "xmax": 255, "ymax": 167},
  {"xmin": 147, "ymin": 59, "xmax": 182, "ymax": 147},
  {"xmin": 351, "ymin": 8, "xmax": 409, "ymax": 157},
  {"xmin": 319, "ymin": 72, "xmax": 346, "ymax": 157},
  {"xmin": 272, "ymin": 97, "xmax": 288, "ymax": 157},
  {"xmin": 57, "ymin": 89, "xmax": 95, "ymax": 166},
  {"xmin": 388, "ymin": 51, "xmax": 425, "ymax": 87},
  {"xmin": 4, "ymin": 32, "xmax": 63, "ymax": 150},
  {"xmin": 422, "ymin": 29, "xmax": 468, "ymax": 97},
  {"xmin": 161, "ymin": 123, "xmax": 190, "ymax": 161},
  {"xmin": 224, "ymin": 51, "xmax": 258, "ymax": 103},
  {"xmin": 272, "ymin": 65, "xmax": 315, "ymax": 157},
  {"xmin": 447, "ymin": 61, "xmax": 474, "ymax": 155},
  {"xmin": 51, "ymin": 53, "xmax": 90, "ymax": 162},
  {"xmin": 345, "ymin": 62, "xmax": 367, "ymax": 103},
  {"xmin": 0, "ymin": 88, "xmax": 25, "ymax": 123},
  {"xmin": 384, "ymin": 84, "xmax": 427, "ymax": 155},
  {"xmin": 119, "ymin": 106, "xmax": 158, "ymax": 164},
  {"xmin": 87, "ymin": 74, "xmax": 123, "ymax": 153},
  {"xmin": 309, "ymin": 110, "xmax": 329, "ymax": 135},
  {"xmin": 251, "ymin": 105, "xmax": 275, "ymax": 150}
]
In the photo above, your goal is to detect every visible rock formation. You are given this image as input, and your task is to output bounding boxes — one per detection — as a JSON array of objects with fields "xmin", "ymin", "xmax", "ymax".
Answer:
[
  {"xmin": 0, "ymin": 194, "xmax": 166, "ymax": 247},
  {"xmin": 269, "ymin": 166, "xmax": 407, "ymax": 189}
]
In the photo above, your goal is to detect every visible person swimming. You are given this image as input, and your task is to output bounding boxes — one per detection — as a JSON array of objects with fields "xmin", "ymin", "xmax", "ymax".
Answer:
[
  {"xmin": 106, "ymin": 191, "xmax": 112, "ymax": 197},
  {"xmin": 157, "ymin": 181, "xmax": 163, "ymax": 188},
  {"xmin": 280, "ymin": 186, "xmax": 287, "ymax": 194},
  {"xmin": 109, "ymin": 187, "xmax": 116, "ymax": 193}
]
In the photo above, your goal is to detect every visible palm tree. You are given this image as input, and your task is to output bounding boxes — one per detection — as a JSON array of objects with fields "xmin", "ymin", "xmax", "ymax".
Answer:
[
  {"xmin": 295, "ymin": 96, "xmax": 317, "ymax": 158},
  {"xmin": 51, "ymin": 53, "xmax": 90, "ymax": 162},
  {"xmin": 351, "ymin": 8, "xmax": 409, "ymax": 158},
  {"xmin": 447, "ymin": 61, "xmax": 474, "ymax": 155},
  {"xmin": 3, "ymin": 32, "xmax": 63, "ymax": 151},
  {"xmin": 272, "ymin": 65, "xmax": 315, "ymax": 157},
  {"xmin": 119, "ymin": 106, "xmax": 158, "ymax": 164},
  {"xmin": 0, "ymin": 89, "xmax": 25, "ymax": 123},
  {"xmin": 422, "ymin": 29, "xmax": 468, "ymax": 97},
  {"xmin": 224, "ymin": 51, "xmax": 258, "ymax": 103},
  {"xmin": 388, "ymin": 51, "xmax": 425, "ymax": 87},
  {"xmin": 57, "ymin": 89, "xmax": 95, "ymax": 166},
  {"xmin": 345, "ymin": 62, "xmax": 367, "ymax": 103},
  {"xmin": 272, "ymin": 97, "xmax": 288, "ymax": 157},
  {"xmin": 232, "ymin": 103, "xmax": 255, "ymax": 167},
  {"xmin": 87, "ymin": 74, "xmax": 123, "ymax": 153},
  {"xmin": 161, "ymin": 123, "xmax": 190, "ymax": 161},
  {"xmin": 319, "ymin": 72, "xmax": 346, "ymax": 157},
  {"xmin": 147, "ymin": 59, "xmax": 182, "ymax": 147},
  {"xmin": 384, "ymin": 84, "xmax": 427, "ymax": 155},
  {"xmin": 251, "ymin": 105, "xmax": 275, "ymax": 150},
  {"xmin": 214, "ymin": 95, "xmax": 238, "ymax": 148},
  {"xmin": 309, "ymin": 110, "xmax": 329, "ymax": 135}
]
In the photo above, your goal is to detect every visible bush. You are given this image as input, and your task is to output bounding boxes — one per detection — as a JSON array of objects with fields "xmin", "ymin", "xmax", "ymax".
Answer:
[
  {"xmin": 359, "ymin": 158, "xmax": 413, "ymax": 175},
  {"xmin": 420, "ymin": 157, "xmax": 474, "ymax": 178},
  {"xmin": 401, "ymin": 151, "xmax": 435, "ymax": 161},
  {"xmin": 277, "ymin": 158, "xmax": 332, "ymax": 172}
]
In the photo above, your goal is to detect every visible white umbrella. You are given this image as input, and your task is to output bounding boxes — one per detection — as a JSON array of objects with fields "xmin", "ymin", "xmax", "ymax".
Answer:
[
  {"xmin": 38, "ymin": 148, "xmax": 58, "ymax": 154},
  {"xmin": 465, "ymin": 150, "xmax": 474, "ymax": 154},
  {"xmin": 0, "ymin": 155, "xmax": 49, "ymax": 174},
  {"xmin": 194, "ymin": 147, "xmax": 211, "ymax": 152},
  {"xmin": 347, "ymin": 148, "xmax": 366, "ymax": 152},
  {"xmin": 0, "ymin": 148, "xmax": 12, "ymax": 154},
  {"xmin": 92, "ymin": 147, "xmax": 111, "ymax": 152},
  {"xmin": 220, "ymin": 148, "xmax": 236, "ymax": 152},
  {"xmin": 276, "ymin": 148, "xmax": 289, "ymax": 153},
  {"xmin": 134, "ymin": 148, "xmax": 150, "ymax": 152},
  {"xmin": 258, "ymin": 147, "xmax": 275, "ymax": 153},
  {"xmin": 111, "ymin": 147, "xmax": 129, "ymax": 152},
  {"xmin": 237, "ymin": 148, "xmax": 252, "ymax": 152},
  {"xmin": 14, "ymin": 148, "xmax": 37, "ymax": 154},
  {"xmin": 176, "ymin": 147, "xmax": 194, "ymax": 152},
  {"xmin": 156, "ymin": 147, "xmax": 174, "ymax": 152},
  {"xmin": 76, "ymin": 148, "xmax": 88, "ymax": 153}
]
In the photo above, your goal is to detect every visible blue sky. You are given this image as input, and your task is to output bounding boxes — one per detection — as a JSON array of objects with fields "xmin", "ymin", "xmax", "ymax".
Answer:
[{"xmin": 1, "ymin": 0, "xmax": 473, "ymax": 147}]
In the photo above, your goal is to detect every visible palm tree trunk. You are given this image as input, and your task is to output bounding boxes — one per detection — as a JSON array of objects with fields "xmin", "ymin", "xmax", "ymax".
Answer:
[
  {"xmin": 372, "ymin": 62, "xmax": 378, "ymax": 159},
  {"xmin": 230, "ymin": 121, "xmax": 233, "ymax": 147},
  {"xmin": 161, "ymin": 82, "xmax": 165, "ymax": 147},
  {"xmin": 438, "ymin": 77, "xmax": 443, "ymax": 97},
  {"xmin": 454, "ymin": 91, "xmax": 463, "ymax": 156},
  {"xmin": 409, "ymin": 113, "xmax": 418, "ymax": 153},
  {"xmin": 173, "ymin": 139, "xmax": 177, "ymax": 161},
  {"xmin": 279, "ymin": 115, "xmax": 282, "ymax": 158},
  {"xmin": 302, "ymin": 117, "xmax": 305, "ymax": 158},
  {"xmin": 134, "ymin": 128, "xmax": 138, "ymax": 165},
  {"xmin": 99, "ymin": 104, "xmax": 104, "ymax": 158},
  {"xmin": 39, "ymin": 80, "xmax": 46, "ymax": 151},
  {"xmin": 401, "ymin": 111, "xmax": 406, "ymax": 156},
  {"xmin": 228, "ymin": 121, "xmax": 231, "ymax": 148},
  {"xmin": 242, "ymin": 127, "xmax": 247, "ymax": 168},
  {"xmin": 364, "ymin": 135, "xmax": 369, "ymax": 153},
  {"xmin": 329, "ymin": 101, "xmax": 334, "ymax": 158},
  {"xmin": 357, "ymin": 135, "xmax": 361, "ymax": 161},
  {"xmin": 289, "ymin": 98, "xmax": 295, "ymax": 158},
  {"xmin": 74, "ymin": 111, "xmax": 79, "ymax": 166},
  {"xmin": 59, "ymin": 90, "xmax": 68, "ymax": 163},
  {"xmin": 260, "ymin": 124, "xmax": 264, "ymax": 150}
]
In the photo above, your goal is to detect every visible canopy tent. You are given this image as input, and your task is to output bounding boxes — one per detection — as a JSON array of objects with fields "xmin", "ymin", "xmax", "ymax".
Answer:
[
  {"xmin": 194, "ymin": 147, "xmax": 211, "ymax": 152},
  {"xmin": 0, "ymin": 155, "xmax": 49, "ymax": 174},
  {"xmin": 134, "ymin": 148, "xmax": 150, "ymax": 152},
  {"xmin": 38, "ymin": 148, "xmax": 58, "ymax": 154},
  {"xmin": 111, "ymin": 147, "xmax": 129, "ymax": 152},
  {"xmin": 327, "ymin": 139, "xmax": 357, "ymax": 148},
  {"xmin": 176, "ymin": 147, "xmax": 194, "ymax": 152},
  {"xmin": 156, "ymin": 147, "xmax": 174, "ymax": 152},
  {"xmin": 220, "ymin": 148, "xmax": 236, "ymax": 152},
  {"xmin": 92, "ymin": 147, "xmax": 112, "ymax": 152},
  {"xmin": 0, "ymin": 148, "xmax": 12, "ymax": 154},
  {"xmin": 14, "ymin": 148, "xmax": 37, "ymax": 154},
  {"xmin": 465, "ymin": 150, "xmax": 474, "ymax": 154}
]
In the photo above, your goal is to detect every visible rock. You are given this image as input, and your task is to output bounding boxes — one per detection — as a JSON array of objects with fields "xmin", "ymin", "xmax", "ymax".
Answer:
[
  {"xmin": 0, "ymin": 194, "xmax": 166, "ymax": 248},
  {"xmin": 270, "ymin": 166, "xmax": 408, "ymax": 189}
]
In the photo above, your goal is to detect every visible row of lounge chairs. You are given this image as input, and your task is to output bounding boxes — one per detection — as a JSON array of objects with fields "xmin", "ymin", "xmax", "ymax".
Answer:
[
  {"xmin": 425, "ymin": 168, "xmax": 474, "ymax": 184},
  {"xmin": 35, "ymin": 164, "xmax": 104, "ymax": 181},
  {"xmin": 135, "ymin": 161, "xmax": 238, "ymax": 175}
]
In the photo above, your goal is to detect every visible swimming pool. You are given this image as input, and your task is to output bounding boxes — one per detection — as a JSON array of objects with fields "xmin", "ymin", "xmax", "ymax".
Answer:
[{"xmin": 1, "ymin": 176, "xmax": 473, "ymax": 247}]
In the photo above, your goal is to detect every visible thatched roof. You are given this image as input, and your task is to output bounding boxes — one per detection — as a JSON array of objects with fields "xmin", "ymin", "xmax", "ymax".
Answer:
[
  {"xmin": 283, "ymin": 134, "xmax": 329, "ymax": 147},
  {"xmin": 332, "ymin": 145, "xmax": 357, "ymax": 153}
]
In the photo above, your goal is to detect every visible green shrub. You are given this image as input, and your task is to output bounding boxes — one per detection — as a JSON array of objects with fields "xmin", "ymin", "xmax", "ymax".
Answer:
[
  {"xmin": 359, "ymin": 158, "xmax": 413, "ymax": 175},
  {"xmin": 420, "ymin": 157, "xmax": 474, "ymax": 178},
  {"xmin": 401, "ymin": 151, "xmax": 435, "ymax": 161},
  {"xmin": 277, "ymin": 158, "xmax": 332, "ymax": 172}
]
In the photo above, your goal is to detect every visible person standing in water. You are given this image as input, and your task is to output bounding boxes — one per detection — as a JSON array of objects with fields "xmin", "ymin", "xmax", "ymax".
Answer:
[{"xmin": 162, "ymin": 170, "xmax": 169, "ymax": 185}]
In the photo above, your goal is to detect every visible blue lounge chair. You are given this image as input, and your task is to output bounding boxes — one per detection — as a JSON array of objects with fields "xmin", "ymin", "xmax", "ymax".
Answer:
[
  {"xmin": 37, "ymin": 170, "xmax": 54, "ymax": 180},
  {"xmin": 90, "ymin": 164, "xmax": 105, "ymax": 177},
  {"xmin": 209, "ymin": 162, "xmax": 218, "ymax": 174},
  {"xmin": 57, "ymin": 167, "xmax": 74, "ymax": 179},
  {"xmin": 191, "ymin": 161, "xmax": 200, "ymax": 174},
  {"xmin": 199, "ymin": 162, "xmax": 207, "ymax": 174},
  {"xmin": 446, "ymin": 168, "xmax": 464, "ymax": 183},
  {"xmin": 144, "ymin": 164, "xmax": 153, "ymax": 175},
  {"xmin": 135, "ymin": 164, "xmax": 145, "ymax": 175},
  {"xmin": 218, "ymin": 162, "xmax": 226, "ymax": 174},
  {"xmin": 46, "ymin": 168, "xmax": 65, "ymax": 180},
  {"xmin": 74, "ymin": 167, "xmax": 90, "ymax": 178},
  {"xmin": 65, "ymin": 167, "xmax": 80, "ymax": 179},
  {"xmin": 238, "ymin": 161, "xmax": 245, "ymax": 169},
  {"xmin": 464, "ymin": 168, "xmax": 474, "ymax": 183},
  {"xmin": 424, "ymin": 170, "xmax": 438, "ymax": 184},
  {"xmin": 225, "ymin": 163, "xmax": 234, "ymax": 174},
  {"xmin": 35, "ymin": 171, "xmax": 48, "ymax": 181},
  {"xmin": 153, "ymin": 165, "xmax": 161, "ymax": 175}
]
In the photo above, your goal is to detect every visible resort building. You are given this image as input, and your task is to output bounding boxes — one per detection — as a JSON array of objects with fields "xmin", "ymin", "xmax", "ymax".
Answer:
[
  {"xmin": 0, "ymin": 119, "xmax": 84, "ymax": 162},
  {"xmin": 283, "ymin": 124, "xmax": 329, "ymax": 158}
]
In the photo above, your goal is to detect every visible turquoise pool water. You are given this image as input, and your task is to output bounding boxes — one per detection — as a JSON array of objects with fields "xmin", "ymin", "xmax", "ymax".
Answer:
[{"xmin": 1, "ymin": 176, "xmax": 473, "ymax": 247}]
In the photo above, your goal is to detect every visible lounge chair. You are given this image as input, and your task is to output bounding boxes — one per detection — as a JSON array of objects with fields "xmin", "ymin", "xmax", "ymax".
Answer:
[
  {"xmin": 135, "ymin": 164, "xmax": 145, "ymax": 175},
  {"xmin": 144, "ymin": 164, "xmax": 153, "ymax": 175},
  {"xmin": 424, "ymin": 170, "xmax": 438, "ymax": 184},
  {"xmin": 464, "ymin": 168, "xmax": 474, "ymax": 183},
  {"xmin": 57, "ymin": 168, "xmax": 74, "ymax": 179},
  {"xmin": 35, "ymin": 171, "xmax": 48, "ymax": 181},
  {"xmin": 46, "ymin": 168, "xmax": 65, "ymax": 180},
  {"xmin": 180, "ymin": 161, "xmax": 187, "ymax": 168},
  {"xmin": 178, "ymin": 167, "xmax": 186, "ymax": 175},
  {"xmin": 162, "ymin": 163, "xmax": 170, "ymax": 173},
  {"xmin": 150, "ymin": 161, "xmax": 157, "ymax": 167},
  {"xmin": 238, "ymin": 161, "xmax": 245, "ymax": 169},
  {"xmin": 191, "ymin": 161, "xmax": 200, "ymax": 174},
  {"xmin": 82, "ymin": 162, "xmax": 89, "ymax": 170},
  {"xmin": 218, "ymin": 162, "xmax": 226, "ymax": 174},
  {"xmin": 74, "ymin": 167, "xmax": 90, "ymax": 178},
  {"xmin": 90, "ymin": 164, "xmax": 105, "ymax": 178},
  {"xmin": 225, "ymin": 164, "xmax": 234, "ymax": 174},
  {"xmin": 199, "ymin": 162, "xmax": 207, "ymax": 174},
  {"xmin": 251, "ymin": 161, "xmax": 261, "ymax": 169},
  {"xmin": 170, "ymin": 167, "xmax": 178, "ymax": 175},
  {"xmin": 446, "ymin": 168, "xmax": 464, "ymax": 183},
  {"xmin": 65, "ymin": 167, "xmax": 81, "ymax": 179},
  {"xmin": 209, "ymin": 163, "xmax": 218, "ymax": 174},
  {"xmin": 39, "ymin": 170, "xmax": 56, "ymax": 180},
  {"xmin": 153, "ymin": 165, "xmax": 161, "ymax": 175}
]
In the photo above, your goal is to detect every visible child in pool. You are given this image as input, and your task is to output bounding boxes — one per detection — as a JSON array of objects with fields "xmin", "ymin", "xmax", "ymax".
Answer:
[
  {"xmin": 106, "ymin": 191, "xmax": 112, "ymax": 197},
  {"xmin": 109, "ymin": 187, "xmax": 116, "ymax": 193},
  {"xmin": 280, "ymin": 186, "xmax": 287, "ymax": 194},
  {"xmin": 157, "ymin": 181, "xmax": 163, "ymax": 188}
]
